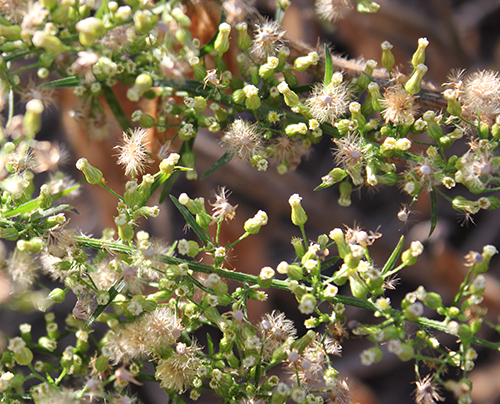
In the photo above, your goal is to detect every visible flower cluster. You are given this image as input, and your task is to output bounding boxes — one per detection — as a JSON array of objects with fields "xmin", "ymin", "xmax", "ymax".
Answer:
[{"xmin": 0, "ymin": 1, "xmax": 499, "ymax": 404}]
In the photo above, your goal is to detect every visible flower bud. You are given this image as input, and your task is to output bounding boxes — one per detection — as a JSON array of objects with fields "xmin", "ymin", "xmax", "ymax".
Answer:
[
  {"xmin": 37, "ymin": 184, "xmax": 52, "ymax": 210},
  {"xmin": 48, "ymin": 288, "xmax": 66, "ymax": 304},
  {"xmin": 277, "ymin": 81, "xmax": 299, "ymax": 107},
  {"xmin": 133, "ymin": 10, "xmax": 158, "ymax": 34},
  {"xmin": 236, "ymin": 22, "xmax": 251, "ymax": 51},
  {"xmin": 289, "ymin": 194, "xmax": 308, "ymax": 226},
  {"xmin": 76, "ymin": 158, "xmax": 103, "ymax": 185},
  {"xmin": 159, "ymin": 153, "xmax": 180, "ymax": 176},
  {"xmin": 243, "ymin": 84, "xmax": 261, "ymax": 110},
  {"xmin": 381, "ymin": 41, "xmax": 395, "ymax": 72},
  {"xmin": 338, "ymin": 180, "xmax": 352, "ymax": 207},
  {"xmin": 23, "ymin": 99, "xmax": 44, "ymax": 137},
  {"xmin": 244, "ymin": 210, "xmax": 268, "ymax": 234},
  {"xmin": 290, "ymin": 330, "xmax": 316, "ymax": 353},
  {"xmin": 75, "ymin": 17, "xmax": 105, "ymax": 46},
  {"xmin": 404, "ymin": 64, "xmax": 428, "ymax": 95},
  {"xmin": 411, "ymin": 38, "xmax": 429, "ymax": 68},
  {"xmin": 214, "ymin": 22, "xmax": 231, "ymax": 54},
  {"xmin": 357, "ymin": 60, "xmax": 377, "ymax": 91},
  {"xmin": 32, "ymin": 31, "xmax": 68, "ymax": 55},
  {"xmin": 293, "ymin": 51, "xmax": 319, "ymax": 72},
  {"xmin": 14, "ymin": 347, "xmax": 33, "ymax": 365}
]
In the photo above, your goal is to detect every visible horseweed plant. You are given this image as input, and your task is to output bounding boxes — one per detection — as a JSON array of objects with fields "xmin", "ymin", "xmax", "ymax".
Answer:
[{"xmin": 0, "ymin": 0, "xmax": 499, "ymax": 403}]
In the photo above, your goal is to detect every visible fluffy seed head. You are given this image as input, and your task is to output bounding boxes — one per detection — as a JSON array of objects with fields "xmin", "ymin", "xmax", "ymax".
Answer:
[
  {"xmin": 220, "ymin": 119, "xmax": 263, "ymax": 161},
  {"xmin": 307, "ymin": 79, "xmax": 351, "ymax": 124},
  {"xmin": 315, "ymin": 0, "xmax": 353, "ymax": 22},
  {"xmin": 115, "ymin": 127, "xmax": 152, "ymax": 177},
  {"xmin": 381, "ymin": 85, "xmax": 418, "ymax": 124}
]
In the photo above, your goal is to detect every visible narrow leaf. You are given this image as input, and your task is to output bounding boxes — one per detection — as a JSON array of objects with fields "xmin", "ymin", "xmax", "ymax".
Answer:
[
  {"xmin": 39, "ymin": 76, "xmax": 80, "ymax": 88},
  {"xmin": 320, "ymin": 256, "xmax": 340, "ymax": 272},
  {"xmin": 159, "ymin": 171, "xmax": 180, "ymax": 204},
  {"xmin": 323, "ymin": 44, "xmax": 333, "ymax": 85},
  {"xmin": 170, "ymin": 195, "xmax": 211, "ymax": 246},
  {"xmin": 381, "ymin": 235, "xmax": 405, "ymax": 276},
  {"xmin": 207, "ymin": 333, "xmax": 214, "ymax": 356},
  {"xmin": 429, "ymin": 188, "xmax": 437, "ymax": 237},
  {"xmin": 102, "ymin": 85, "xmax": 132, "ymax": 132},
  {"xmin": 201, "ymin": 151, "xmax": 233, "ymax": 180},
  {"xmin": 5, "ymin": 185, "xmax": 80, "ymax": 218},
  {"xmin": 85, "ymin": 279, "xmax": 126, "ymax": 327}
]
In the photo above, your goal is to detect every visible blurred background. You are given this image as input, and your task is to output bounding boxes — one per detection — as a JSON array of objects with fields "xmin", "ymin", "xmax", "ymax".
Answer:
[{"xmin": 4, "ymin": 0, "xmax": 500, "ymax": 403}]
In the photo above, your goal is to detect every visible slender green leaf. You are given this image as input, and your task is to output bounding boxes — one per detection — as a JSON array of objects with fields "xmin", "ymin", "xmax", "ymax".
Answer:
[
  {"xmin": 102, "ymin": 85, "xmax": 132, "ymax": 132},
  {"xmin": 314, "ymin": 182, "xmax": 333, "ymax": 191},
  {"xmin": 159, "ymin": 171, "xmax": 180, "ymax": 204},
  {"xmin": 39, "ymin": 76, "xmax": 80, "ymax": 88},
  {"xmin": 207, "ymin": 333, "xmax": 214, "ymax": 356},
  {"xmin": 201, "ymin": 151, "xmax": 233, "ymax": 180},
  {"xmin": 429, "ymin": 187, "xmax": 437, "ymax": 237},
  {"xmin": 320, "ymin": 256, "xmax": 340, "ymax": 272},
  {"xmin": 381, "ymin": 235, "xmax": 405, "ymax": 276},
  {"xmin": 170, "ymin": 195, "xmax": 211, "ymax": 246},
  {"xmin": 323, "ymin": 44, "xmax": 333, "ymax": 85},
  {"xmin": 85, "ymin": 279, "xmax": 126, "ymax": 327},
  {"xmin": 5, "ymin": 185, "xmax": 80, "ymax": 218}
]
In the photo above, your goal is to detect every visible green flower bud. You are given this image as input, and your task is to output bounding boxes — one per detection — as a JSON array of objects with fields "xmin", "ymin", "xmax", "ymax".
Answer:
[
  {"xmin": 290, "ymin": 330, "xmax": 316, "ymax": 353},
  {"xmin": 232, "ymin": 88, "xmax": 245, "ymax": 104},
  {"xmin": 76, "ymin": 158, "xmax": 103, "ymax": 185},
  {"xmin": 338, "ymin": 180, "xmax": 352, "ymax": 207},
  {"xmin": 244, "ymin": 210, "xmax": 268, "ymax": 234},
  {"xmin": 293, "ymin": 51, "xmax": 319, "ymax": 72},
  {"xmin": 443, "ymin": 89, "xmax": 462, "ymax": 117},
  {"xmin": 404, "ymin": 64, "xmax": 428, "ymax": 95},
  {"xmin": 214, "ymin": 22, "xmax": 231, "ymax": 54},
  {"xmin": 159, "ymin": 153, "xmax": 180, "ymax": 176},
  {"xmin": 133, "ymin": 9, "xmax": 158, "ymax": 34},
  {"xmin": 357, "ymin": 60, "xmax": 377, "ymax": 91},
  {"xmin": 95, "ymin": 354, "xmax": 109, "ymax": 372},
  {"xmin": 32, "ymin": 31, "xmax": 68, "ymax": 55},
  {"xmin": 14, "ymin": 347, "xmax": 33, "ymax": 365},
  {"xmin": 411, "ymin": 37, "xmax": 429, "ymax": 68},
  {"xmin": 381, "ymin": 41, "xmax": 395, "ymax": 72},
  {"xmin": 178, "ymin": 193, "xmax": 205, "ymax": 215},
  {"xmin": 48, "ymin": 288, "xmax": 66, "ymax": 304},
  {"xmin": 243, "ymin": 84, "xmax": 261, "ymax": 110},
  {"xmin": 277, "ymin": 81, "xmax": 300, "ymax": 107},
  {"xmin": 397, "ymin": 342, "xmax": 415, "ymax": 362},
  {"xmin": 291, "ymin": 237, "xmax": 306, "ymax": 258},
  {"xmin": 37, "ymin": 184, "xmax": 52, "ymax": 210},
  {"xmin": 259, "ymin": 56, "xmax": 279, "ymax": 80},
  {"xmin": 289, "ymin": 194, "xmax": 308, "ymax": 226},
  {"xmin": 349, "ymin": 273, "xmax": 369, "ymax": 299},
  {"xmin": 0, "ymin": 227, "xmax": 19, "ymax": 241},
  {"xmin": 115, "ymin": 214, "xmax": 134, "ymax": 241},
  {"xmin": 171, "ymin": 6, "xmax": 191, "ymax": 26},
  {"xmin": 75, "ymin": 17, "xmax": 105, "ymax": 46},
  {"xmin": 189, "ymin": 57, "xmax": 207, "ymax": 81},
  {"xmin": 422, "ymin": 110, "xmax": 443, "ymax": 140},
  {"xmin": 287, "ymin": 264, "xmax": 303, "ymax": 281},
  {"xmin": 23, "ymin": 99, "xmax": 44, "ymax": 137},
  {"xmin": 236, "ymin": 22, "xmax": 251, "ymax": 51},
  {"xmin": 0, "ymin": 24, "xmax": 21, "ymax": 39},
  {"xmin": 329, "ymin": 228, "xmax": 349, "ymax": 258},
  {"xmin": 423, "ymin": 292, "xmax": 442, "ymax": 309}
]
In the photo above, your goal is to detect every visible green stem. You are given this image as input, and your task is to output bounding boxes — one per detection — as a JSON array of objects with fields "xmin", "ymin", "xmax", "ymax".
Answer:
[{"xmin": 100, "ymin": 183, "xmax": 124, "ymax": 201}]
